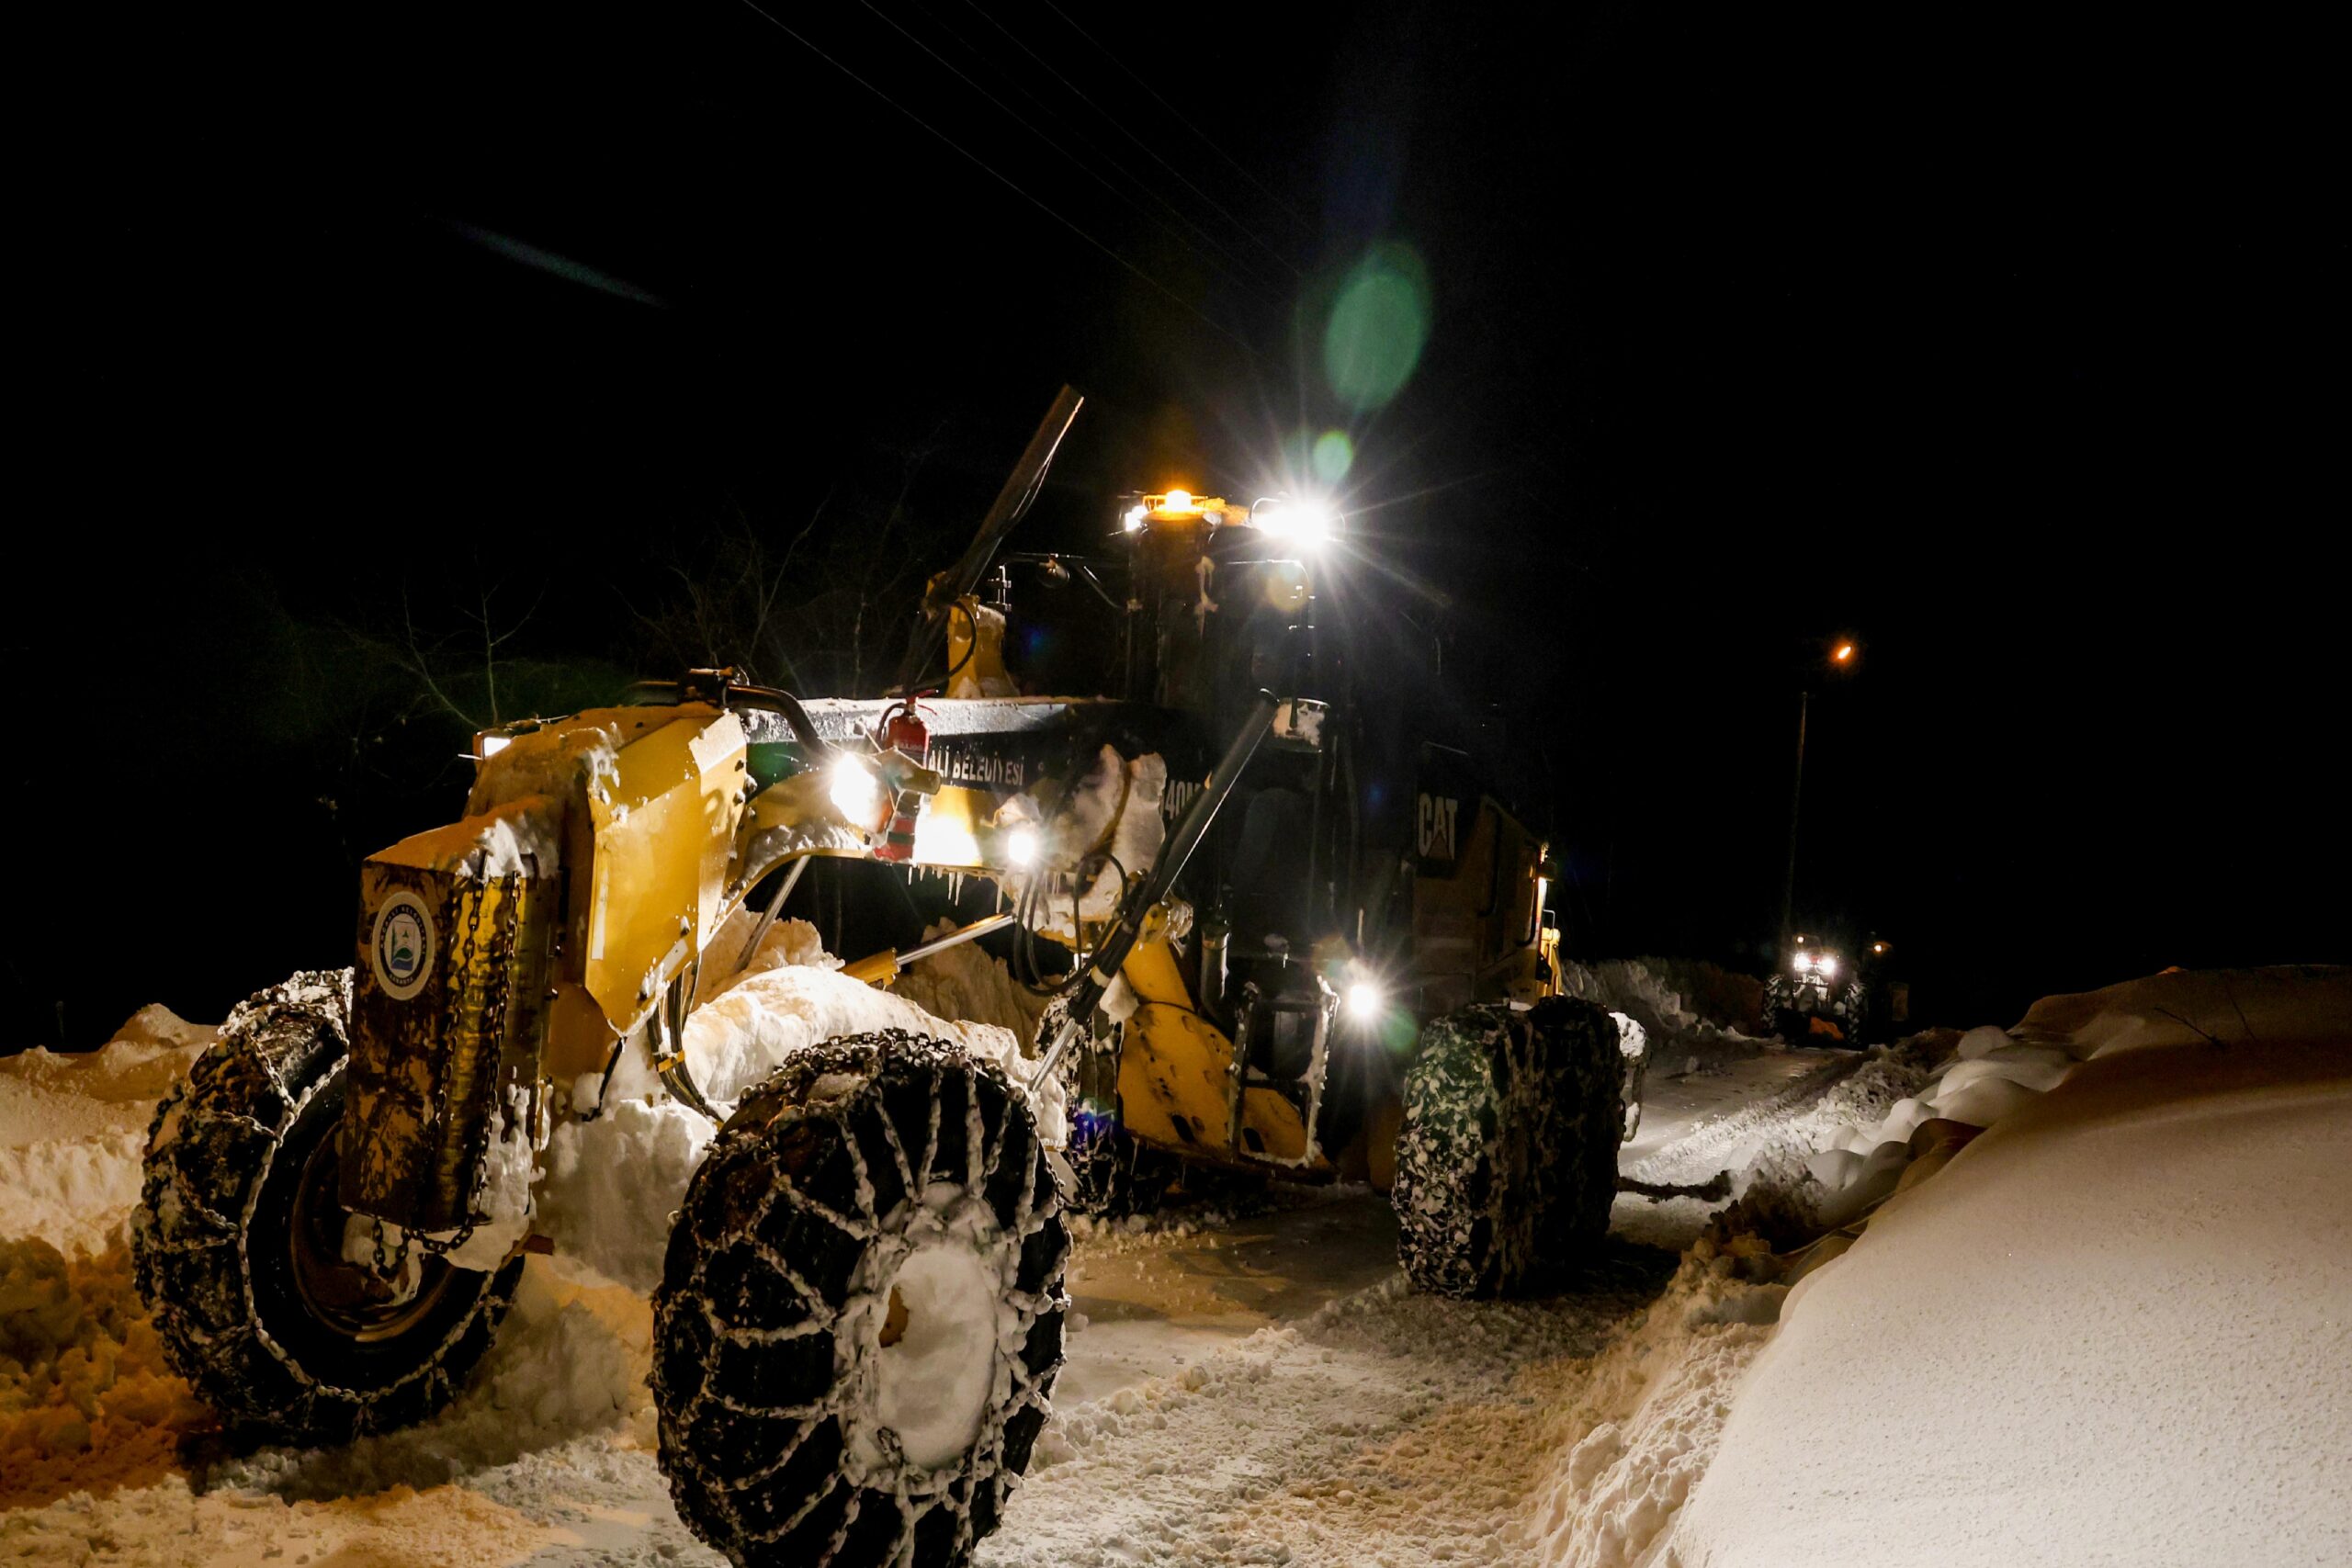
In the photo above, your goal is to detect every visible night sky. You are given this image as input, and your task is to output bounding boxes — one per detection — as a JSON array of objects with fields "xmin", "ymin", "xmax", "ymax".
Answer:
[{"xmin": 23, "ymin": 2, "xmax": 2346, "ymax": 1046}]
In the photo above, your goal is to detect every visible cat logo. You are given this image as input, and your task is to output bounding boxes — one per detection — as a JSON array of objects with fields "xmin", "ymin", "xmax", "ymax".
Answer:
[{"xmin": 1417, "ymin": 792, "xmax": 1460, "ymax": 863}]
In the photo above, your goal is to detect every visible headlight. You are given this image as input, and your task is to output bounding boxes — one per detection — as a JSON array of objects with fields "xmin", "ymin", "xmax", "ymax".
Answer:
[
  {"xmin": 478, "ymin": 733, "xmax": 512, "ymax": 759},
  {"xmin": 1253, "ymin": 497, "xmax": 1337, "ymax": 546},
  {"xmin": 829, "ymin": 755, "xmax": 886, "ymax": 828},
  {"xmin": 1344, "ymin": 979, "xmax": 1385, "ymax": 1020},
  {"xmin": 1792, "ymin": 951, "xmax": 1815, "ymax": 974},
  {"xmin": 1004, "ymin": 824, "xmax": 1041, "ymax": 868},
  {"xmin": 1122, "ymin": 503, "xmax": 1148, "ymax": 533},
  {"xmin": 1816, "ymin": 953, "xmax": 1838, "ymax": 980}
]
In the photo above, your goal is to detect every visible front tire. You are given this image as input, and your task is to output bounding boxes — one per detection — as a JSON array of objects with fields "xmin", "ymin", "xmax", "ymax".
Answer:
[
  {"xmin": 131, "ymin": 971, "xmax": 522, "ymax": 1442},
  {"xmin": 651, "ymin": 1031, "xmax": 1067, "ymax": 1568},
  {"xmin": 1393, "ymin": 999, "xmax": 1624, "ymax": 1298}
]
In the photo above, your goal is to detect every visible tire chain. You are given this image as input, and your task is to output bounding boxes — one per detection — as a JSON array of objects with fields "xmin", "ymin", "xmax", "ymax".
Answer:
[
  {"xmin": 409, "ymin": 870, "xmax": 520, "ymax": 1261},
  {"xmin": 651, "ymin": 1030, "xmax": 1069, "ymax": 1567},
  {"xmin": 1394, "ymin": 998, "xmax": 1623, "ymax": 1298}
]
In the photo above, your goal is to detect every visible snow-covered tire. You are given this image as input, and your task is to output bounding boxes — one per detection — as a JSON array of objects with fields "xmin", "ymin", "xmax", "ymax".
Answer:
[
  {"xmin": 131, "ymin": 970, "xmax": 522, "ymax": 1442},
  {"xmin": 1061, "ymin": 1120, "xmax": 1176, "ymax": 1217},
  {"xmin": 651, "ymin": 1030, "xmax": 1067, "ymax": 1568},
  {"xmin": 1392, "ymin": 999, "xmax": 1624, "ymax": 1299}
]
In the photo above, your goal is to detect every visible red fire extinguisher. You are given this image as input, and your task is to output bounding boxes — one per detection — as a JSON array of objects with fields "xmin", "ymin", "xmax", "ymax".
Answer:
[{"xmin": 874, "ymin": 697, "xmax": 931, "ymax": 863}]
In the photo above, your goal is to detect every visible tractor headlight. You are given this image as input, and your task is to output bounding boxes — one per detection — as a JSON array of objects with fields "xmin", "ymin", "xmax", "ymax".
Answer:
[
  {"xmin": 1792, "ymin": 951, "xmax": 1815, "ymax": 975},
  {"xmin": 1344, "ymin": 978, "xmax": 1385, "ymax": 1021},
  {"xmin": 829, "ymin": 754, "xmax": 886, "ymax": 828},
  {"xmin": 1252, "ymin": 496, "xmax": 1338, "ymax": 547},
  {"xmin": 1004, "ymin": 824, "xmax": 1042, "ymax": 868},
  {"xmin": 1816, "ymin": 953, "xmax": 1838, "ymax": 980},
  {"xmin": 1122, "ymin": 503, "xmax": 1148, "ymax": 533}
]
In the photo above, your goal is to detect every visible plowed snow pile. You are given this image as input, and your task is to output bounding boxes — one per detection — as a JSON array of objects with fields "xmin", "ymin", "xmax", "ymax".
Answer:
[
  {"xmin": 1, "ymin": 1008, "xmax": 215, "ymax": 1511},
  {"xmin": 1668, "ymin": 965, "xmax": 2352, "ymax": 1568}
]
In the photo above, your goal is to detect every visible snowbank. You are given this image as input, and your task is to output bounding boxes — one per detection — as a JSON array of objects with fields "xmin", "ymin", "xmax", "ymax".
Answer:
[
  {"xmin": 1795, "ymin": 967, "xmax": 2352, "ymax": 1231},
  {"xmin": 888, "ymin": 919, "xmax": 1054, "ymax": 1042},
  {"xmin": 1525, "ymin": 1241, "xmax": 1785, "ymax": 1568},
  {"xmin": 2015, "ymin": 962, "xmax": 2352, "ymax": 1058},
  {"xmin": 0, "ymin": 1008, "xmax": 212, "ymax": 1259},
  {"xmin": 1672, "ymin": 969, "xmax": 2352, "ymax": 1566},
  {"xmin": 0, "ymin": 1008, "xmax": 218, "ymax": 1512},
  {"xmin": 1555, "ymin": 958, "xmax": 1766, "ymax": 1077}
]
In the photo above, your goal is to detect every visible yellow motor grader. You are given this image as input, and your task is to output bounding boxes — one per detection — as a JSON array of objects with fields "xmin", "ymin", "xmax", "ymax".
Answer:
[{"xmin": 132, "ymin": 389, "xmax": 1634, "ymax": 1568}]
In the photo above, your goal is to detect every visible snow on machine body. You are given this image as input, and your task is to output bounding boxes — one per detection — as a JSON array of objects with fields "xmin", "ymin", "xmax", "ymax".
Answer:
[{"xmin": 132, "ymin": 390, "xmax": 1637, "ymax": 1567}]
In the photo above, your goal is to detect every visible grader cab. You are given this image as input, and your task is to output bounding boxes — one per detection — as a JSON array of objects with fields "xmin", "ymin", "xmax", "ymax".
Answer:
[{"xmin": 131, "ymin": 389, "xmax": 1634, "ymax": 1568}]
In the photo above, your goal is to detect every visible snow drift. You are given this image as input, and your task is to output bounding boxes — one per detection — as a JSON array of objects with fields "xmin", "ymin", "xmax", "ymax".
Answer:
[{"xmin": 1672, "ymin": 966, "xmax": 2352, "ymax": 1567}]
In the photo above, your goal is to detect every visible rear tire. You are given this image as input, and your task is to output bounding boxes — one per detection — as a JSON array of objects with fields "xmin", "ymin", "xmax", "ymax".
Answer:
[
  {"xmin": 131, "ymin": 971, "xmax": 521, "ymax": 1442},
  {"xmin": 1393, "ymin": 999, "xmax": 1624, "ymax": 1298},
  {"xmin": 651, "ymin": 1030, "xmax": 1066, "ymax": 1568}
]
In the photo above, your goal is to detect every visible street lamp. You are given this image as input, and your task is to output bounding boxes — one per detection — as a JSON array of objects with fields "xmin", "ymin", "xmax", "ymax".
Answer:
[{"xmin": 1778, "ymin": 636, "xmax": 1860, "ymax": 956}]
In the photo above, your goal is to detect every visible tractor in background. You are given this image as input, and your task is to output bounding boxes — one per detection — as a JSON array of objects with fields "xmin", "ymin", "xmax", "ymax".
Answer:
[{"xmin": 1763, "ymin": 931, "xmax": 1908, "ymax": 1044}]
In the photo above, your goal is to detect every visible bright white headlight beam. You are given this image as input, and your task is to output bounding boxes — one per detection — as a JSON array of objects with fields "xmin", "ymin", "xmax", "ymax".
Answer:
[{"xmin": 829, "ymin": 755, "xmax": 885, "ymax": 826}]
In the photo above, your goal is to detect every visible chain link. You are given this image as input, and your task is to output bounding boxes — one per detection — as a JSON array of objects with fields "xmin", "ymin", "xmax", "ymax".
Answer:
[{"xmin": 415, "ymin": 871, "xmax": 518, "ymax": 1257}]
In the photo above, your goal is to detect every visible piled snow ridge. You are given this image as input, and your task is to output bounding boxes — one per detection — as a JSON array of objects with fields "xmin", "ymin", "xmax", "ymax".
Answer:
[
  {"xmin": 1, "ymin": 1006, "xmax": 218, "ymax": 1511},
  {"xmin": 0, "ymin": 1237, "xmax": 211, "ymax": 1511},
  {"xmin": 1524, "ymin": 1239, "xmax": 1787, "ymax": 1568},
  {"xmin": 0, "ymin": 1008, "xmax": 214, "ymax": 1259},
  {"xmin": 1555, "ymin": 958, "xmax": 1766, "ymax": 1077},
  {"xmin": 888, "ymin": 919, "xmax": 1053, "ymax": 1043},
  {"xmin": 2013, "ymin": 962, "xmax": 2352, "ymax": 1058},
  {"xmin": 1670, "ymin": 971, "xmax": 2352, "ymax": 1567}
]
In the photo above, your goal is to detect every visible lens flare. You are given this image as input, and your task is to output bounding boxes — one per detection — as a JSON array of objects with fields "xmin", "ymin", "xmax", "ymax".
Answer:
[
  {"xmin": 1324, "ymin": 243, "xmax": 1431, "ymax": 412},
  {"xmin": 1311, "ymin": 430, "xmax": 1354, "ymax": 483}
]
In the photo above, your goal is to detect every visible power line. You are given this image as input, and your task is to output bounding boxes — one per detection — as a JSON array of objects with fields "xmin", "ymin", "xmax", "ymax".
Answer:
[
  {"xmin": 1037, "ymin": 0, "xmax": 1313, "ymax": 240},
  {"xmin": 972, "ymin": 0, "xmax": 1305, "ymax": 280},
  {"xmin": 729, "ymin": 0, "xmax": 1260, "ymax": 359},
  {"xmin": 918, "ymin": 0, "xmax": 1301, "ymax": 307},
  {"xmin": 933, "ymin": 3, "xmax": 1306, "ymax": 306},
  {"xmin": 854, "ymin": 0, "xmax": 1293, "ymax": 320}
]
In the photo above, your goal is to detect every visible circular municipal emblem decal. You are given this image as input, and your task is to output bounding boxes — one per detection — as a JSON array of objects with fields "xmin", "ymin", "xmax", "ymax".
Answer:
[{"xmin": 370, "ymin": 891, "xmax": 436, "ymax": 1000}]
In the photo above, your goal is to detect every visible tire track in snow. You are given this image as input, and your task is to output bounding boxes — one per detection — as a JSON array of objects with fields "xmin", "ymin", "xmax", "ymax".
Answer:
[
  {"xmin": 1623, "ymin": 1054, "xmax": 1863, "ymax": 1187},
  {"xmin": 980, "ymin": 1265, "xmax": 1671, "ymax": 1568}
]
